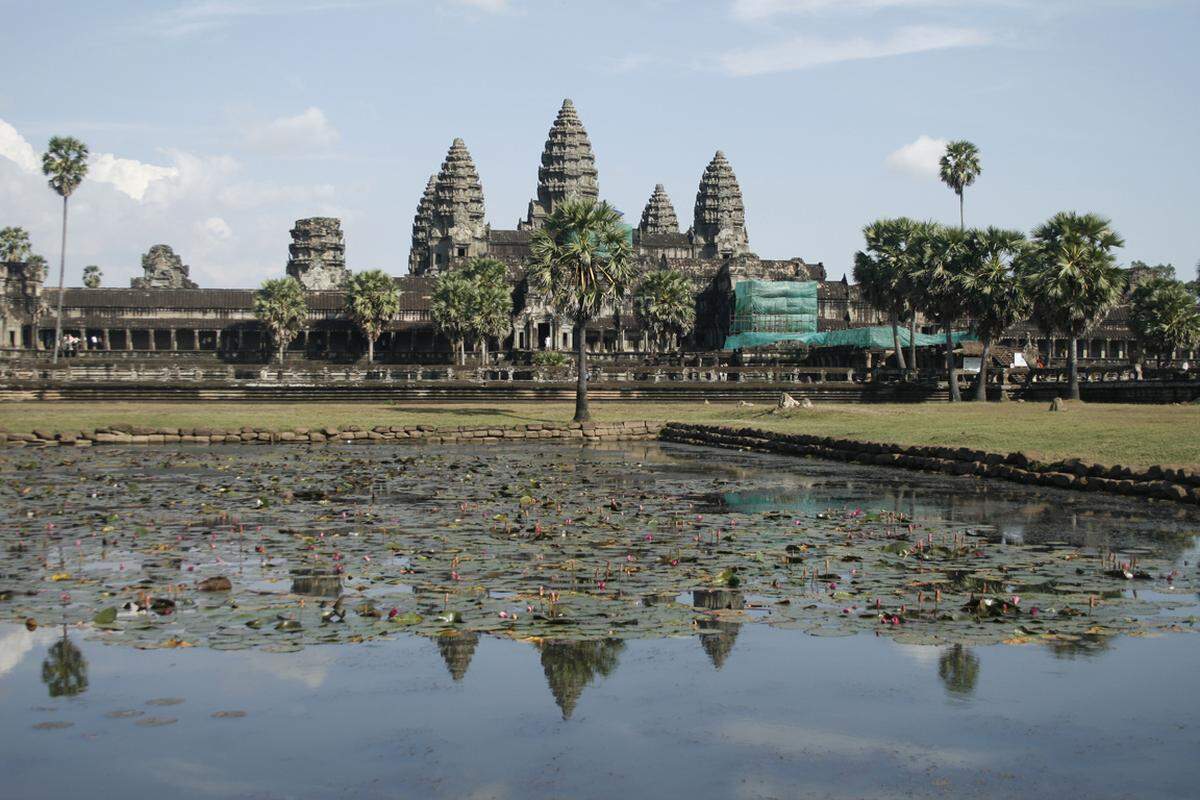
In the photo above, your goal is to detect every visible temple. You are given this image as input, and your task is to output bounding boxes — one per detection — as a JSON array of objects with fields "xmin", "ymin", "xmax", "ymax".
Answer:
[{"xmin": 0, "ymin": 99, "xmax": 1175, "ymax": 367}]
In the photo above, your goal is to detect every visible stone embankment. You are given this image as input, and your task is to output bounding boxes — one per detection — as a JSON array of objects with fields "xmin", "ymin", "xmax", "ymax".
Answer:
[
  {"xmin": 659, "ymin": 423, "xmax": 1200, "ymax": 506},
  {"xmin": 0, "ymin": 420, "xmax": 663, "ymax": 447}
]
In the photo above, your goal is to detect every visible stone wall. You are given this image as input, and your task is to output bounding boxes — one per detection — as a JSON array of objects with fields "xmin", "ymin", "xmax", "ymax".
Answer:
[{"xmin": 659, "ymin": 423, "xmax": 1200, "ymax": 506}]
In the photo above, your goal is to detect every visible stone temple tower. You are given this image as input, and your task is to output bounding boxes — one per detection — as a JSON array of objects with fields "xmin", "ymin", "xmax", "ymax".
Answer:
[
  {"xmin": 408, "ymin": 175, "xmax": 437, "ymax": 275},
  {"xmin": 286, "ymin": 218, "xmax": 350, "ymax": 290},
  {"xmin": 638, "ymin": 184, "xmax": 680, "ymax": 235},
  {"xmin": 519, "ymin": 99, "xmax": 599, "ymax": 230},
  {"xmin": 692, "ymin": 151, "xmax": 751, "ymax": 259},
  {"xmin": 427, "ymin": 138, "xmax": 488, "ymax": 272}
]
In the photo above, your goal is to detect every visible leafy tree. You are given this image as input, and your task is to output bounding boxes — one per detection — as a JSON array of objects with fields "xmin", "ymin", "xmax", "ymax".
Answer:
[
  {"xmin": 431, "ymin": 271, "xmax": 475, "ymax": 365},
  {"xmin": 909, "ymin": 223, "xmax": 970, "ymax": 401},
  {"xmin": 253, "ymin": 277, "xmax": 308, "ymax": 364},
  {"xmin": 1129, "ymin": 277, "xmax": 1200, "ymax": 365},
  {"xmin": 1018, "ymin": 212, "xmax": 1125, "ymax": 401},
  {"xmin": 957, "ymin": 227, "xmax": 1027, "ymax": 400},
  {"xmin": 82, "ymin": 264, "xmax": 102, "ymax": 289},
  {"xmin": 528, "ymin": 198, "xmax": 634, "ymax": 422},
  {"xmin": 344, "ymin": 269, "xmax": 401, "ymax": 363},
  {"xmin": 0, "ymin": 226, "xmax": 32, "ymax": 262},
  {"xmin": 939, "ymin": 140, "xmax": 981, "ymax": 230},
  {"xmin": 462, "ymin": 258, "xmax": 513, "ymax": 364},
  {"xmin": 41, "ymin": 628, "xmax": 88, "ymax": 698},
  {"xmin": 42, "ymin": 136, "xmax": 89, "ymax": 364},
  {"xmin": 853, "ymin": 217, "xmax": 921, "ymax": 369},
  {"xmin": 632, "ymin": 269, "xmax": 695, "ymax": 353}
]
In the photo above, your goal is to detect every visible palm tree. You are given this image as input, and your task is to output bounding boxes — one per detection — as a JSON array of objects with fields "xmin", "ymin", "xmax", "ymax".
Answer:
[
  {"xmin": 632, "ymin": 269, "xmax": 695, "ymax": 353},
  {"xmin": 1130, "ymin": 277, "xmax": 1200, "ymax": 365},
  {"xmin": 1018, "ymin": 212, "xmax": 1125, "ymax": 401},
  {"xmin": 431, "ymin": 271, "xmax": 475, "ymax": 365},
  {"xmin": 42, "ymin": 136, "xmax": 90, "ymax": 364},
  {"xmin": 910, "ymin": 223, "xmax": 970, "ymax": 401},
  {"xmin": 958, "ymin": 227, "xmax": 1027, "ymax": 400},
  {"xmin": 853, "ymin": 217, "xmax": 921, "ymax": 370},
  {"xmin": 528, "ymin": 198, "xmax": 634, "ymax": 422},
  {"xmin": 253, "ymin": 277, "xmax": 308, "ymax": 364},
  {"xmin": 344, "ymin": 269, "xmax": 401, "ymax": 363},
  {"xmin": 462, "ymin": 258, "xmax": 513, "ymax": 364},
  {"xmin": 939, "ymin": 140, "xmax": 981, "ymax": 230},
  {"xmin": 82, "ymin": 264, "xmax": 102, "ymax": 289},
  {"xmin": 0, "ymin": 226, "xmax": 32, "ymax": 261}
]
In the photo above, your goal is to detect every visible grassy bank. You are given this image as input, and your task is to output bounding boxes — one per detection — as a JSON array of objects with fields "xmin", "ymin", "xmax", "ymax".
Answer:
[{"xmin": 1, "ymin": 400, "xmax": 1196, "ymax": 468}]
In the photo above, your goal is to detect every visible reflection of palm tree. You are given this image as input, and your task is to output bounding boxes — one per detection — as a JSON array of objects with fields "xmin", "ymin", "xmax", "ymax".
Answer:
[
  {"xmin": 937, "ymin": 645, "xmax": 979, "ymax": 696},
  {"xmin": 538, "ymin": 639, "xmax": 624, "ymax": 720},
  {"xmin": 41, "ymin": 626, "xmax": 88, "ymax": 698},
  {"xmin": 698, "ymin": 620, "xmax": 742, "ymax": 670},
  {"xmin": 435, "ymin": 631, "xmax": 479, "ymax": 682}
]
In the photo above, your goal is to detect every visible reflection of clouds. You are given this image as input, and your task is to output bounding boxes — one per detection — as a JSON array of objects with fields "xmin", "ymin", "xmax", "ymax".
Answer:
[
  {"xmin": 242, "ymin": 648, "xmax": 340, "ymax": 690},
  {"xmin": 0, "ymin": 626, "xmax": 57, "ymax": 678},
  {"xmin": 891, "ymin": 642, "xmax": 941, "ymax": 668},
  {"xmin": 144, "ymin": 757, "xmax": 261, "ymax": 797},
  {"xmin": 721, "ymin": 720, "xmax": 988, "ymax": 771},
  {"xmin": 464, "ymin": 783, "xmax": 512, "ymax": 800}
]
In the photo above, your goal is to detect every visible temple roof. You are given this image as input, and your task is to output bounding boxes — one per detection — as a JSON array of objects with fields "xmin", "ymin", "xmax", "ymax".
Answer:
[
  {"xmin": 638, "ymin": 184, "xmax": 680, "ymax": 235},
  {"xmin": 409, "ymin": 174, "xmax": 437, "ymax": 272},
  {"xmin": 432, "ymin": 138, "xmax": 486, "ymax": 235},
  {"xmin": 522, "ymin": 99, "xmax": 599, "ymax": 228},
  {"xmin": 694, "ymin": 150, "xmax": 746, "ymax": 237}
]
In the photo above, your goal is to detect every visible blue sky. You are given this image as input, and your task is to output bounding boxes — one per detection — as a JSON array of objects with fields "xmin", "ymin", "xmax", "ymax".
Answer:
[{"xmin": 1, "ymin": 0, "xmax": 1197, "ymax": 287}]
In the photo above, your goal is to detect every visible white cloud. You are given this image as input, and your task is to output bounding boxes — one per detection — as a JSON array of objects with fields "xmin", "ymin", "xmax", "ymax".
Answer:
[
  {"xmin": 453, "ymin": 0, "xmax": 509, "ymax": 10},
  {"xmin": 719, "ymin": 25, "xmax": 990, "ymax": 76},
  {"xmin": 217, "ymin": 181, "xmax": 336, "ymax": 209},
  {"xmin": 886, "ymin": 134, "xmax": 948, "ymax": 178},
  {"xmin": 196, "ymin": 216, "xmax": 233, "ymax": 242},
  {"xmin": 242, "ymin": 107, "xmax": 340, "ymax": 153},
  {"xmin": 88, "ymin": 153, "xmax": 179, "ymax": 201},
  {"xmin": 0, "ymin": 119, "xmax": 41, "ymax": 173}
]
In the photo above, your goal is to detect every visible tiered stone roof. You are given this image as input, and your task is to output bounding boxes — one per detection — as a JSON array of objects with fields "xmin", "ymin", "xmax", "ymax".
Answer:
[
  {"xmin": 132, "ymin": 244, "xmax": 198, "ymax": 290},
  {"xmin": 432, "ymin": 138, "xmax": 486, "ymax": 241},
  {"xmin": 638, "ymin": 184, "xmax": 680, "ymax": 235},
  {"xmin": 408, "ymin": 175, "xmax": 436, "ymax": 275},
  {"xmin": 520, "ymin": 99, "xmax": 599, "ymax": 229},
  {"xmin": 286, "ymin": 218, "xmax": 349, "ymax": 290},
  {"xmin": 693, "ymin": 151, "xmax": 750, "ymax": 258}
]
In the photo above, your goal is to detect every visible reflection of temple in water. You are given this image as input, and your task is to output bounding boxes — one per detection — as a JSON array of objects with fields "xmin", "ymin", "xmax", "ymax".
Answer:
[
  {"xmin": 42, "ymin": 627, "xmax": 88, "ymax": 699},
  {"xmin": 538, "ymin": 639, "xmax": 625, "ymax": 720},
  {"xmin": 435, "ymin": 631, "xmax": 479, "ymax": 682},
  {"xmin": 698, "ymin": 620, "xmax": 741, "ymax": 670}
]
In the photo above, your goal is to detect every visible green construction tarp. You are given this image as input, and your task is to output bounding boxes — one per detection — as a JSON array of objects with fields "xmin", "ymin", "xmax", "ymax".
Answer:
[
  {"xmin": 731, "ymin": 280, "xmax": 818, "ymax": 335},
  {"xmin": 723, "ymin": 326, "xmax": 977, "ymax": 351}
]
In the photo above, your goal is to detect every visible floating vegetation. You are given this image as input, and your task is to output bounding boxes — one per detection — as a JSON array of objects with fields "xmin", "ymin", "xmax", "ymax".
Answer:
[{"xmin": 0, "ymin": 444, "xmax": 1196, "ymax": 655}]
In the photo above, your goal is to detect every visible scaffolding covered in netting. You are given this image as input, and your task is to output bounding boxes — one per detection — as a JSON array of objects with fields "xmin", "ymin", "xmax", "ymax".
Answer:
[
  {"xmin": 723, "ymin": 326, "xmax": 977, "ymax": 351},
  {"xmin": 729, "ymin": 280, "xmax": 819, "ymax": 337}
]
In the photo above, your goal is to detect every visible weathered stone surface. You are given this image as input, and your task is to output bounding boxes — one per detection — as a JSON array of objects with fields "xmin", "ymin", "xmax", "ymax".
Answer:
[
  {"xmin": 693, "ymin": 151, "xmax": 751, "ymax": 258},
  {"xmin": 286, "ymin": 218, "xmax": 349, "ymax": 290},
  {"xmin": 426, "ymin": 138, "xmax": 487, "ymax": 271},
  {"xmin": 131, "ymin": 244, "xmax": 198, "ymax": 289},
  {"xmin": 638, "ymin": 184, "xmax": 679, "ymax": 235},
  {"xmin": 408, "ymin": 174, "xmax": 438, "ymax": 275},
  {"xmin": 521, "ymin": 99, "xmax": 598, "ymax": 231}
]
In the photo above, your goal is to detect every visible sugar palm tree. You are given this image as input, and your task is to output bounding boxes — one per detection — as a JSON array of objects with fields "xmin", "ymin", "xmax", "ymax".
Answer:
[
  {"xmin": 1130, "ymin": 277, "xmax": 1200, "ymax": 365},
  {"xmin": 633, "ymin": 269, "xmax": 695, "ymax": 353},
  {"xmin": 0, "ymin": 226, "xmax": 32, "ymax": 262},
  {"xmin": 344, "ymin": 269, "xmax": 401, "ymax": 363},
  {"xmin": 431, "ymin": 271, "xmax": 475, "ymax": 365},
  {"xmin": 462, "ymin": 258, "xmax": 513, "ymax": 364},
  {"xmin": 910, "ymin": 223, "xmax": 970, "ymax": 401},
  {"xmin": 958, "ymin": 227, "xmax": 1027, "ymax": 400},
  {"xmin": 253, "ymin": 277, "xmax": 308, "ymax": 364},
  {"xmin": 853, "ymin": 217, "xmax": 922, "ymax": 370},
  {"xmin": 939, "ymin": 140, "xmax": 981, "ymax": 230},
  {"xmin": 1018, "ymin": 212, "xmax": 1125, "ymax": 401},
  {"xmin": 82, "ymin": 264, "xmax": 102, "ymax": 289},
  {"xmin": 42, "ymin": 136, "xmax": 89, "ymax": 364},
  {"xmin": 528, "ymin": 198, "xmax": 634, "ymax": 422}
]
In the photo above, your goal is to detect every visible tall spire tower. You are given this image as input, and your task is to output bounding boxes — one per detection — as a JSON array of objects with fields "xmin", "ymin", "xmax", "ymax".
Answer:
[
  {"xmin": 638, "ymin": 184, "xmax": 680, "ymax": 235},
  {"xmin": 692, "ymin": 150, "xmax": 750, "ymax": 258},
  {"xmin": 408, "ymin": 174, "xmax": 437, "ymax": 274},
  {"xmin": 428, "ymin": 138, "xmax": 488, "ymax": 270},
  {"xmin": 520, "ymin": 99, "xmax": 599, "ymax": 230}
]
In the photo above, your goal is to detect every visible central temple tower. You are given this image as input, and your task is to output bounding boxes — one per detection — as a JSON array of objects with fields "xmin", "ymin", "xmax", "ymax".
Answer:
[{"xmin": 518, "ymin": 99, "xmax": 599, "ymax": 230}]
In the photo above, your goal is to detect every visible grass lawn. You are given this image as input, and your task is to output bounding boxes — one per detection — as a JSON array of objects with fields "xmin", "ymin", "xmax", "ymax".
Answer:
[{"xmin": 1, "ymin": 400, "xmax": 1195, "ymax": 469}]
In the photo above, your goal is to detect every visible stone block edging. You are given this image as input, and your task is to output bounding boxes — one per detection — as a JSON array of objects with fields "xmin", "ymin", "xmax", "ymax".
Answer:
[{"xmin": 658, "ymin": 423, "xmax": 1200, "ymax": 506}]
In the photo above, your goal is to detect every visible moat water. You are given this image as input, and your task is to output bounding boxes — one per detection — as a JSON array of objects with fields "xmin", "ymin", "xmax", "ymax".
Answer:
[{"xmin": 2, "ymin": 442, "xmax": 1198, "ymax": 799}]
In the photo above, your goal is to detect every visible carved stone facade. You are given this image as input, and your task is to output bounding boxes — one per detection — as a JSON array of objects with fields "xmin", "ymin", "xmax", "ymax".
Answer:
[
  {"xmin": 692, "ymin": 151, "xmax": 751, "ymax": 259},
  {"xmin": 639, "ymin": 184, "xmax": 680, "ymax": 235},
  {"xmin": 408, "ymin": 175, "xmax": 437, "ymax": 275},
  {"xmin": 131, "ymin": 245, "xmax": 198, "ymax": 290},
  {"xmin": 0, "ymin": 260, "xmax": 46, "ymax": 348},
  {"xmin": 411, "ymin": 139, "xmax": 488, "ymax": 275},
  {"xmin": 286, "ymin": 218, "xmax": 349, "ymax": 290},
  {"xmin": 519, "ymin": 98, "xmax": 599, "ymax": 230}
]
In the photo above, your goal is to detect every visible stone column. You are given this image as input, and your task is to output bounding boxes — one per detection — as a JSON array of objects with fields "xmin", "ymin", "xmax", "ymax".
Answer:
[
  {"xmin": 148, "ymin": 330, "xmax": 157, "ymax": 351},
  {"xmin": 103, "ymin": 329, "xmax": 111, "ymax": 350},
  {"xmin": 236, "ymin": 328, "xmax": 244, "ymax": 351},
  {"xmin": 169, "ymin": 328, "xmax": 178, "ymax": 351},
  {"xmin": 125, "ymin": 328, "xmax": 133, "ymax": 351}
]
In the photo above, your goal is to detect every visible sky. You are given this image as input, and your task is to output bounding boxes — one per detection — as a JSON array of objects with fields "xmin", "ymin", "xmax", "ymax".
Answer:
[{"xmin": 1, "ymin": 0, "xmax": 1197, "ymax": 287}]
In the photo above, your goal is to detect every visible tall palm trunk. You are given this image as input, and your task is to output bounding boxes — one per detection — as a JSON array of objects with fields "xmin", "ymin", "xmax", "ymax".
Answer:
[
  {"xmin": 573, "ymin": 320, "xmax": 590, "ymax": 422},
  {"xmin": 890, "ymin": 312, "xmax": 906, "ymax": 370},
  {"xmin": 958, "ymin": 191, "xmax": 965, "ymax": 231},
  {"xmin": 1067, "ymin": 336, "xmax": 1080, "ymax": 401},
  {"xmin": 52, "ymin": 195, "xmax": 68, "ymax": 364},
  {"xmin": 908, "ymin": 316, "xmax": 917, "ymax": 372},
  {"xmin": 367, "ymin": 336, "xmax": 374, "ymax": 364},
  {"xmin": 278, "ymin": 341, "xmax": 285, "ymax": 365},
  {"xmin": 973, "ymin": 338, "xmax": 990, "ymax": 401},
  {"xmin": 945, "ymin": 326, "xmax": 961, "ymax": 402}
]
